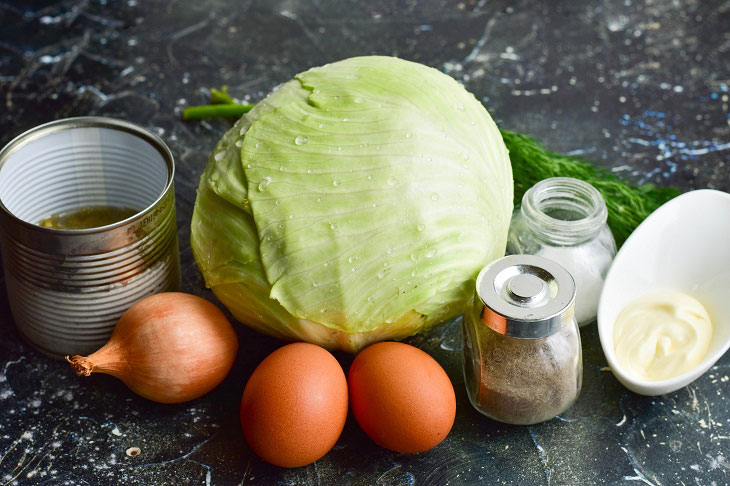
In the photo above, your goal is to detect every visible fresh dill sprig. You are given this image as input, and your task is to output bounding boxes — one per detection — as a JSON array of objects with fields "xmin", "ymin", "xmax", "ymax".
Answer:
[{"xmin": 501, "ymin": 130, "xmax": 679, "ymax": 246}]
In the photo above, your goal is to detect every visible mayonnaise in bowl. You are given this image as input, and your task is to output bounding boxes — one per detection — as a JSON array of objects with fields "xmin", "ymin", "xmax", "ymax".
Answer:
[
  {"xmin": 613, "ymin": 291, "xmax": 712, "ymax": 381},
  {"xmin": 597, "ymin": 189, "xmax": 730, "ymax": 396}
]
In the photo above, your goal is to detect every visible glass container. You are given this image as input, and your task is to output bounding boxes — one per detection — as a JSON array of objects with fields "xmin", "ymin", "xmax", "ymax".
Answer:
[
  {"xmin": 507, "ymin": 177, "xmax": 616, "ymax": 326},
  {"xmin": 463, "ymin": 255, "xmax": 582, "ymax": 425}
]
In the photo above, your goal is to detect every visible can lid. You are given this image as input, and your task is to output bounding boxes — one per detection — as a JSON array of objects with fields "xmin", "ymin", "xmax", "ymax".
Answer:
[{"xmin": 476, "ymin": 254, "xmax": 576, "ymax": 338}]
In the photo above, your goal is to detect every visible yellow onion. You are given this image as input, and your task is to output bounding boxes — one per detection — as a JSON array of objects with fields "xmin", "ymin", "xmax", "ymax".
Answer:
[{"xmin": 67, "ymin": 292, "xmax": 238, "ymax": 403}]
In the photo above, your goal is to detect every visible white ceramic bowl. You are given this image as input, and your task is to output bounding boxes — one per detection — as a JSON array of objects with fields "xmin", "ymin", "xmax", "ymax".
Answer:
[{"xmin": 597, "ymin": 189, "xmax": 730, "ymax": 395}]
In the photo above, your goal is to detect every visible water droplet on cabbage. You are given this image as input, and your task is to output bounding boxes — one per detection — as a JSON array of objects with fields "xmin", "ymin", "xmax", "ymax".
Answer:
[
  {"xmin": 367, "ymin": 175, "xmax": 373, "ymax": 180},
  {"xmin": 312, "ymin": 281, "xmax": 320, "ymax": 287},
  {"xmin": 316, "ymin": 197, "xmax": 322, "ymax": 202},
  {"xmin": 456, "ymin": 104, "xmax": 465, "ymax": 111},
  {"xmin": 417, "ymin": 224, "xmax": 425, "ymax": 231},
  {"xmin": 247, "ymin": 163, "xmax": 254, "ymax": 169},
  {"xmin": 426, "ymin": 249, "xmax": 436, "ymax": 258},
  {"xmin": 431, "ymin": 193, "xmax": 439, "ymax": 201},
  {"xmin": 348, "ymin": 256, "xmax": 355, "ymax": 263},
  {"xmin": 330, "ymin": 223, "xmax": 337, "ymax": 230},
  {"xmin": 411, "ymin": 271, "xmax": 417, "ymax": 277},
  {"xmin": 255, "ymin": 142, "xmax": 262, "ymax": 148},
  {"xmin": 258, "ymin": 176, "xmax": 272, "ymax": 191},
  {"xmin": 386, "ymin": 247, "xmax": 393, "ymax": 255},
  {"xmin": 387, "ymin": 178, "xmax": 396, "ymax": 186},
  {"xmin": 307, "ymin": 169, "xmax": 312, "ymax": 174},
  {"xmin": 240, "ymin": 125, "xmax": 249, "ymax": 136},
  {"xmin": 332, "ymin": 179, "xmax": 340, "ymax": 187},
  {"xmin": 294, "ymin": 136, "xmax": 308, "ymax": 145},
  {"xmin": 235, "ymin": 139, "xmax": 243, "ymax": 148},
  {"xmin": 319, "ymin": 123, "xmax": 326, "ymax": 128},
  {"xmin": 214, "ymin": 151, "xmax": 225, "ymax": 161},
  {"xmin": 405, "ymin": 132, "xmax": 413, "ymax": 139},
  {"xmin": 353, "ymin": 97, "xmax": 363, "ymax": 103},
  {"xmin": 342, "ymin": 117, "xmax": 349, "ymax": 122},
  {"xmin": 410, "ymin": 253, "xmax": 418, "ymax": 261}
]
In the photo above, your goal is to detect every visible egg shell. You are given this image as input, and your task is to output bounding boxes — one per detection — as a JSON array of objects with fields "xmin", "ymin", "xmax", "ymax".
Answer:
[
  {"xmin": 240, "ymin": 342, "xmax": 348, "ymax": 468},
  {"xmin": 348, "ymin": 341, "xmax": 456, "ymax": 454}
]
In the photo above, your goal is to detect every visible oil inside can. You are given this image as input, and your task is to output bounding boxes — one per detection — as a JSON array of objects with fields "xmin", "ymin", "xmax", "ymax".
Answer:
[{"xmin": 39, "ymin": 205, "xmax": 139, "ymax": 230}]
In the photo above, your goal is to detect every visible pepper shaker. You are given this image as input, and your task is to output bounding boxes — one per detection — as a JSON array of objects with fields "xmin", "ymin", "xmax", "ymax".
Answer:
[{"xmin": 462, "ymin": 255, "xmax": 582, "ymax": 425}]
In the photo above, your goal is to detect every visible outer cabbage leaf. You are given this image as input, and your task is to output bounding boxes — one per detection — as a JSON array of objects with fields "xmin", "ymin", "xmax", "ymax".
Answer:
[{"xmin": 191, "ymin": 56, "xmax": 512, "ymax": 352}]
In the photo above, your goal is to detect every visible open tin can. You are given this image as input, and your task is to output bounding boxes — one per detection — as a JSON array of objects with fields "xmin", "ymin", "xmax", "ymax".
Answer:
[{"xmin": 0, "ymin": 117, "xmax": 180, "ymax": 358}]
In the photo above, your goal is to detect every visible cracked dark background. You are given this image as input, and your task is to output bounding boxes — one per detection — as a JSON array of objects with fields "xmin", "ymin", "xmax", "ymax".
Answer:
[{"xmin": 1, "ymin": 0, "xmax": 729, "ymax": 484}]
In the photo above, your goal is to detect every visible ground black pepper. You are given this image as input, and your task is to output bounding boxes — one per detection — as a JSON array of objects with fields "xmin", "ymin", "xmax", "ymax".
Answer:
[
  {"xmin": 463, "ymin": 254, "xmax": 583, "ymax": 426},
  {"xmin": 474, "ymin": 323, "xmax": 582, "ymax": 425}
]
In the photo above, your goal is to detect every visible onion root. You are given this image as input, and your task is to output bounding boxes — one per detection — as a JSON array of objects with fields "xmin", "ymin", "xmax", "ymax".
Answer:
[{"xmin": 66, "ymin": 355, "xmax": 95, "ymax": 376}]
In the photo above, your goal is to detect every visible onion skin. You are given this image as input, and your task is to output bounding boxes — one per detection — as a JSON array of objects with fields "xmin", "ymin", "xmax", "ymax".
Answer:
[{"xmin": 67, "ymin": 292, "xmax": 239, "ymax": 403}]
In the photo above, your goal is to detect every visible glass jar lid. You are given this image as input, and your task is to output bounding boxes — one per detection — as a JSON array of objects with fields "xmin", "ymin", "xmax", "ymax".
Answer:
[{"xmin": 476, "ymin": 254, "xmax": 576, "ymax": 338}]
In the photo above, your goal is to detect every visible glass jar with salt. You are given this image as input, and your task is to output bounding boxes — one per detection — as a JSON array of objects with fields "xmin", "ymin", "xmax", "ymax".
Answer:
[
  {"xmin": 462, "ymin": 255, "xmax": 582, "ymax": 425},
  {"xmin": 507, "ymin": 177, "xmax": 616, "ymax": 326}
]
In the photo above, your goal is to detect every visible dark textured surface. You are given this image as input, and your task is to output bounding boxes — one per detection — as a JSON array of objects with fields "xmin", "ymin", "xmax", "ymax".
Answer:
[{"xmin": 1, "ymin": 0, "xmax": 729, "ymax": 484}]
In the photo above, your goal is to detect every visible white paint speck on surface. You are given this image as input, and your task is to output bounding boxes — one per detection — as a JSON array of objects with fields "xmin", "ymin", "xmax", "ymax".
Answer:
[{"xmin": 126, "ymin": 447, "xmax": 141, "ymax": 457}]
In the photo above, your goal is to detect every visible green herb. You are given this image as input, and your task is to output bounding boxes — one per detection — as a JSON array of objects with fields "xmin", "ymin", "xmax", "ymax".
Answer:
[
  {"xmin": 182, "ymin": 103, "xmax": 253, "ymax": 120},
  {"xmin": 210, "ymin": 86, "xmax": 236, "ymax": 105},
  {"xmin": 501, "ymin": 130, "xmax": 679, "ymax": 245},
  {"xmin": 182, "ymin": 86, "xmax": 253, "ymax": 120},
  {"xmin": 182, "ymin": 88, "xmax": 678, "ymax": 246}
]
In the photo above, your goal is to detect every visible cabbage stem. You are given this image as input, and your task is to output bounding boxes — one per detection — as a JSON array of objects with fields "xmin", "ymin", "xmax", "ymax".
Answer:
[{"xmin": 182, "ymin": 104, "xmax": 253, "ymax": 120}]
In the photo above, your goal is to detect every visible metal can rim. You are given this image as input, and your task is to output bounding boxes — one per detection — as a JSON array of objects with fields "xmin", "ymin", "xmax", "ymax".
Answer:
[{"xmin": 0, "ymin": 116, "xmax": 175, "ymax": 235}]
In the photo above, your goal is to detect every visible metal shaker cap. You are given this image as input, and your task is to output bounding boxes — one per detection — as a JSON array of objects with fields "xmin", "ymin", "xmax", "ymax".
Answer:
[{"xmin": 476, "ymin": 254, "xmax": 576, "ymax": 338}]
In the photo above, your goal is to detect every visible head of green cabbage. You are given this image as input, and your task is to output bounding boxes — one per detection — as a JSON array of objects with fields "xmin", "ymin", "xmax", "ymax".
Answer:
[{"xmin": 191, "ymin": 56, "xmax": 512, "ymax": 353}]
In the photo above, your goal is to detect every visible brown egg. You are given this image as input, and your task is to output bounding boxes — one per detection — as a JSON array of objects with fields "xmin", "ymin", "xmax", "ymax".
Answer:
[
  {"xmin": 348, "ymin": 341, "xmax": 456, "ymax": 453},
  {"xmin": 240, "ymin": 343, "xmax": 348, "ymax": 468}
]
